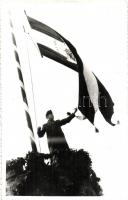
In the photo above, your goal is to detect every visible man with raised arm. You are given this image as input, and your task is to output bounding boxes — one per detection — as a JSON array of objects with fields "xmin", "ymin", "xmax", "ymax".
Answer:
[{"xmin": 37, "ymin": 109, "xmax": 77, "ymax": 154}]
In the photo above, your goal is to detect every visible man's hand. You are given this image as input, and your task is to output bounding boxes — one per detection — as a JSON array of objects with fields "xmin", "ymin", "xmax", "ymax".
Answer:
[
  {"xmin": 67, "ymin": 108, "xmax": 77, "ymax": 116},
  {"xmin": 37, "ymin": 127, "xmax": 41, "ymax": 134}
]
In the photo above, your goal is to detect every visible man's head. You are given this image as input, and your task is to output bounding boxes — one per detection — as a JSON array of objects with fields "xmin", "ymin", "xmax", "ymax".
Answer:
[{"xmin": 46, "ymin": 110, "xmax": 54, "ymax": 120}]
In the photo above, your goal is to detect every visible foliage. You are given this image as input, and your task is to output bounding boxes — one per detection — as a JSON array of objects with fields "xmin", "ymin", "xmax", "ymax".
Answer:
[{"xmin": 6, "ymin": 149, "xmax": 103, "ymax": 196}]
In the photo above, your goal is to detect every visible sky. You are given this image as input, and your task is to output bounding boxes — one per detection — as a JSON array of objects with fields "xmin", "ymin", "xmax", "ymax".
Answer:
[{"xmin": 2, "ymin": 0, "xmax": 128, "ymax": 198}]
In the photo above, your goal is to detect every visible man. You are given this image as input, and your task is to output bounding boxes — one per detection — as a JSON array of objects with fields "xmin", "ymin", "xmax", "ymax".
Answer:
[{"xmin": 37, "ymin": 109, "xmax": 77, "ymax": 154}]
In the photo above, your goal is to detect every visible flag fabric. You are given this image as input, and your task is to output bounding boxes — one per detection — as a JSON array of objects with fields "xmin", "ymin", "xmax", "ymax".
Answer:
[
  {"xmin": 26, "ymin": 15, "xmax": 115, "ymax": 126},
  {"xmin": 58, "ymin": 37, "xmax": 115, "ymax": 125},
  {"xmin": 27, "ymin": 16, "xmax": 78, "ymax": 71},
  {"xmin": 93, "ymin": 74, "xmax": 115, "ymax": 125}
]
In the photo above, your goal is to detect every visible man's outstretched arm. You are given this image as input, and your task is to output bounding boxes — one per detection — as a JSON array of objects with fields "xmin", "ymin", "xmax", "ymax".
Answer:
[
  {"xmin": 59, "ymin": 108, "xmax": 77, "ymax": 126},
  {"xmin": 37, "ymin": 125, "xmax": 46, "ymax": 137}
]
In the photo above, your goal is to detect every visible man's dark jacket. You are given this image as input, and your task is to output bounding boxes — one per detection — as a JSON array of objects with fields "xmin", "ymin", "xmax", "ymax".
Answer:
[{"xmin": 37, "ymin": 113, "xmax": 75, "ymax": 153}]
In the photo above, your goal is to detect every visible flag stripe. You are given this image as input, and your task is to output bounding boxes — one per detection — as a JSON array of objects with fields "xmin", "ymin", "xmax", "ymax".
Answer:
[
  {"xmin": 28, "ymin": 16, "xmax": 63, "ymax": 42},
  {"xmin": 83, "ymin": 65, "xmax": 99, "ymax": 112},
  {"xmin": 38, "ymin": 43, "xmax": 77, "ymax": 71},
  {"xmin": 78, "ymin": 72, "xmax": 95, "ymax": 124},
  {"xmin": 93, "ymin": 74, "xmax": 115, "ymax": 125}
]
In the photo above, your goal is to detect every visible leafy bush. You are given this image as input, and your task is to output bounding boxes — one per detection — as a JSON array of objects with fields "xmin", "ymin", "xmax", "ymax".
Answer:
[{"xmin": 6, "ymin": 149, "xmax": 103, "ymax": 196}]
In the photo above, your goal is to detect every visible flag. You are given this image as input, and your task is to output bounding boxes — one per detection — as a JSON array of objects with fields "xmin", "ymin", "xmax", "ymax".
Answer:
[
  {"xmin": 26, "ymin": 14, "xmax": 115, "ymax": 126},
  {"xmin": 57, "ymin": 37, "xmax": 115, "ymax": 125},
  {"xmin": 27, "ymin": 16, "xmax": 78, "ymax": 71}
]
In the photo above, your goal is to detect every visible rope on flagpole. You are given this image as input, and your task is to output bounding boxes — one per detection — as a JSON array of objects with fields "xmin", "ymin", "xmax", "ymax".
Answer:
[
  {"xmin": 23, "ymin": 11, "xmax": 41, "ymax": 55},
  {"xmin": 28, "ymin": 33, "xmax": 41, "ymax": 54}
]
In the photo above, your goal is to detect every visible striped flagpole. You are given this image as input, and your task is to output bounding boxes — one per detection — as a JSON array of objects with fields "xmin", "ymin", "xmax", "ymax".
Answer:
[{"xmin": 9, "ymin": 18, "xmax": 37, "ymax": 153}]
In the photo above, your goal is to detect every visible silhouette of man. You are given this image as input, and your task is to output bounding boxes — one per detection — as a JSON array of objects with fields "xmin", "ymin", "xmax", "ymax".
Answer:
[{"xmin": 37, "ymin": 109, "xmax": 77, "ymax": 154}]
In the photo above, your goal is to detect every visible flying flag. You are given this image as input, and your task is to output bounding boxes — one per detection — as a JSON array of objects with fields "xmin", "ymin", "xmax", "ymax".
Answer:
[{"xmin": 26, "ymin": 14, "xmax": 115, "ymax": 126}]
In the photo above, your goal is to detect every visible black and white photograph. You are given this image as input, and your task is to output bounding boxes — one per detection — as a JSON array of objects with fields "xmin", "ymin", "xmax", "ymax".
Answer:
[{"xmin": 1, "ymin": 0, "xmax": 128, "ymax": 198}]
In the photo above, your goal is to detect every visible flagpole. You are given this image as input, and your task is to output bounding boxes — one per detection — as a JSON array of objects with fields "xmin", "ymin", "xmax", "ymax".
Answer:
[
  {"xmin": 9, "ymin": 13, "xmax": 37, "ymax": 153},
  {"xmin": 22, "ymin": 27, "xmax": 41, "ymax": 153},
  {"xmin": 22, "ymin": 10, "xmax": 43, "ymax": 152}
]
